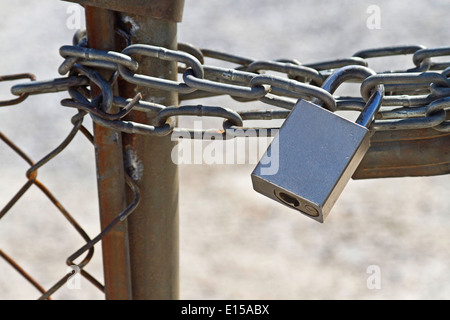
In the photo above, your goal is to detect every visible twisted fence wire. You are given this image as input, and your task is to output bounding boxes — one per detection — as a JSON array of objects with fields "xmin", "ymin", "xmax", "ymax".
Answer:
[{"xmin": 0, "ymin": 107, "xmax": 140, "ymax": 299}]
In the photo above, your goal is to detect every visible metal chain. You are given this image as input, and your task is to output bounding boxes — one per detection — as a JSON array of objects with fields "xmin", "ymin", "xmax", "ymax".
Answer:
[
  {"xmin": 3, "ymin": 35, "xmax": 449, "ymax": 134},
  {"xmin": 1, "ymin": 30, "xmax": 450, "ymax": 299}
]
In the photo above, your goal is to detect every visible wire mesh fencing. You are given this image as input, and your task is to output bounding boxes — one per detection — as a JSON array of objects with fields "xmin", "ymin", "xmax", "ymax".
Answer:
[{"xmin": 0, "ymin": 103, "xmax": 112, "ymax": 299}]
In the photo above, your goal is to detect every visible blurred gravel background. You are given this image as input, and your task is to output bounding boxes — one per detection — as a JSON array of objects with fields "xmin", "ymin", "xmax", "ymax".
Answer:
[{"xmin": 0, "ymin": 0, "xmax": 449, "ymax": 300}]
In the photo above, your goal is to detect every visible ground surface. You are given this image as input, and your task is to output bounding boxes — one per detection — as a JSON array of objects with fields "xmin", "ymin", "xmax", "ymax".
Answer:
[{"xmin": 0, "ymin": 0, "xmax": 449, "ymax": 300}]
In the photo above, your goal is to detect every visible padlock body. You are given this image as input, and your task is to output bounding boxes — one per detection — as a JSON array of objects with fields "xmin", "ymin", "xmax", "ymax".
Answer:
[{"xmin": 251, "ymin": 99, "xmax": 370, "ymax": 223}]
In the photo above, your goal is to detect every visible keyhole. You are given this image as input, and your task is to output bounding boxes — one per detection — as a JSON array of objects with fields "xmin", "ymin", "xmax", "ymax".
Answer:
[
  {"xmin": 274, "ymin": 190, "xmax": 320, "ymax": 217},
  {"xmin": 277, "ymin": 192, "xmax": 300, "ymax": 207}
]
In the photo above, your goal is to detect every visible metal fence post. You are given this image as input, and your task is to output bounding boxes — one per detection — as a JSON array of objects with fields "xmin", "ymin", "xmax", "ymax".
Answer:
[
  {"xmin": 85, "ymin": 6, "xmax": 132, "ymax": 300},
  {"xmin": 66, "ymin": 0, "xmax": 185, "ymax": 299},
  {"xmin": 117, "ymin": 7, "xmax": 183, "ymax": 301},
  {"xmin": 71, "ymin": 0, "xmax": 184, "ymax": 299}
]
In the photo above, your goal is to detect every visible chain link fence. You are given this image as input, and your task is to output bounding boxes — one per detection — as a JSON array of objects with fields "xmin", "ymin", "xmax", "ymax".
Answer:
[{"xmin": 1, "ymin": 0, "xmax": 449, "ymax": 300}]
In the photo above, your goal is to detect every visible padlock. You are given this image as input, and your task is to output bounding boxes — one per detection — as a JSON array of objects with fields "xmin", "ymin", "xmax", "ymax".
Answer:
[{"xmin": 251, "ymin": 66, "xmax": 384, "ymax": 223}]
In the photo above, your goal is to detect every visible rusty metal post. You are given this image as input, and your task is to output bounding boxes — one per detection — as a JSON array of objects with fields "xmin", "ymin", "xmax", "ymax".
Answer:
[
  {"xmin": 117, "ymin": 10, "xmax": 181, "ymax": 300},
  {"xmin": 85, "ymin": 6, "xmax": 132, "ymax": 300},
  {"xmin": 64, "ymin": 0, "xmax": 184, "ymax": 300}
]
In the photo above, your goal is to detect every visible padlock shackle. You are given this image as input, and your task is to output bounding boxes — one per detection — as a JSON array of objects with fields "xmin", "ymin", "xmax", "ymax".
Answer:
[
  {"xmin": 312, "ymin": 65, "xmax": 376, "ymax": 108},
  {"xmin": 356, "ymin": 84, "xmax": 385, "ymax": 128},
  {"xmin": 320, "ymin": 65, "xmax": 376, "ymax": 95},
  {"xmin": 314, "ymin": 65, "xmax": 385, "ymax": 128}
]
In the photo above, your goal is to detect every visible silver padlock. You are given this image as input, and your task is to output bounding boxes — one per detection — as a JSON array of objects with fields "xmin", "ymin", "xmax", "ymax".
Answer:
[{"xmin": 251, "ymin": 66, "xmax": 384, "ymax": 223}]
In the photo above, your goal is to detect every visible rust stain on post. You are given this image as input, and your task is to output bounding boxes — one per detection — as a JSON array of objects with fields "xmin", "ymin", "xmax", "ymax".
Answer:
[
  {"xmin": 354, "ymin": 128, "xmax": 450, "ymax": 179},
  {"xmin": 118, "ymin": 13, "xmax": 180, "ymax": 300},
  {"xmin": 86, "ymin": 6, "xmax": 132, "ymax": 300}
]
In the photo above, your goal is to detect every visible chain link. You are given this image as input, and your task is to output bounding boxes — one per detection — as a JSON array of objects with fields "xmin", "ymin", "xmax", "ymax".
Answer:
[
  {"xmin": 0, "ymin": 73, "xmax": 36, "ymax": 106},
  {"xmin": 5, "ymin": 35, "xmax": 449, "ymax": 135}
]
